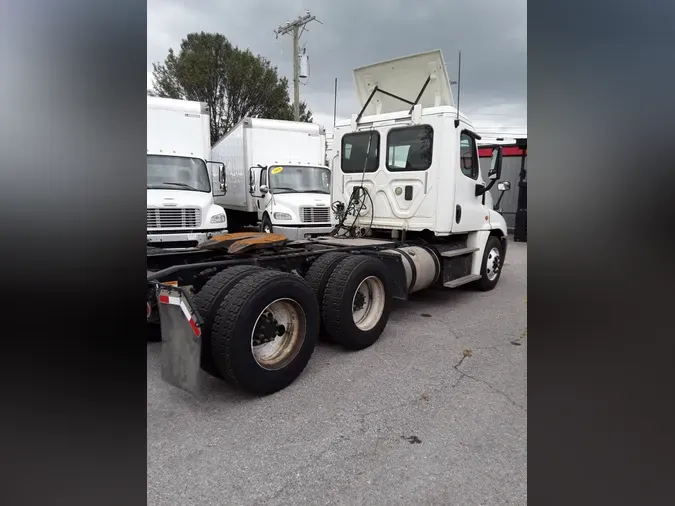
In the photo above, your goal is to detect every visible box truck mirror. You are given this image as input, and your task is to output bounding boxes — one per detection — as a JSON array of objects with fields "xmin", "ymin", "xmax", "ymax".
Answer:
[
  {"xmin": 249, "ymin": 167, "xmax": 256, "ymax": 195},
  {"xmin": 206, "ymin": 161, "xmax": 226, "ymax": 194}
]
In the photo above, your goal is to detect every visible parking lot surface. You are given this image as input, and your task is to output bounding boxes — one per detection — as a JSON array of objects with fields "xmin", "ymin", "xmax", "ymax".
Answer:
[{"xmin": 148, "ymin": 241, "xmax": 527, "ymax": 505}]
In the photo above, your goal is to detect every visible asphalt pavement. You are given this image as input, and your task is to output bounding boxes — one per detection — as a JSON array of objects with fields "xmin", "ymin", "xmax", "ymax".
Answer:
[{"xmin": 147, "ymin": 241, "xmax": 527, "ymax": 506}]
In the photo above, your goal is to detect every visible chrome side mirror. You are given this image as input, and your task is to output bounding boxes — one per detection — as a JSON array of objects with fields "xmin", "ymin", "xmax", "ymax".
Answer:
[{"xmin": 497, "ymin": 181, "xmax": 511, "ymax": 192}]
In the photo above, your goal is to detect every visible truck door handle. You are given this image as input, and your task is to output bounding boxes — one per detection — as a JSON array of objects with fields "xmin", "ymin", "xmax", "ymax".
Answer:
[{"xmin": 455, "ymin": 205, "xmax": 462, "ymax": 223}]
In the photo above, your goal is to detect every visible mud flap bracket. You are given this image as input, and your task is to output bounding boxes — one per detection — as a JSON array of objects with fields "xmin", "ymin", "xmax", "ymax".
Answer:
[{"xmin": 154, "ymin": 283, "xmax": 206, "ymax": 396}]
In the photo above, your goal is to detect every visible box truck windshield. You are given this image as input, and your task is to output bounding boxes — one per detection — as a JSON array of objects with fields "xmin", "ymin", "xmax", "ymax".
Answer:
[
  {"xmin": 269, "ymin": 165, "xmax": 330, "ymax": 194},
  {"xmin": 147, "ymin": 155, "xmax": 211, "ymax": 193}
]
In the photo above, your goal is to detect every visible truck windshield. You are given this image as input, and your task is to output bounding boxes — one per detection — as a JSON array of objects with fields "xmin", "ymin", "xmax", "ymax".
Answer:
[
  {"xmin": 269, "ymin": 166, "xmax": 330, "ymax": 194},
  {"xmin": 147, "ymin": 155, "xmax": 211, "ymax": 192}
]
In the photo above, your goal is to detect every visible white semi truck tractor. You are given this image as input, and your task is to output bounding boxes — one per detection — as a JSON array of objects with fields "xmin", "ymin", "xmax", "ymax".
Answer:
[{"xmin": 147, "ymin": 50, "xmax": 512, "ymax": 396}]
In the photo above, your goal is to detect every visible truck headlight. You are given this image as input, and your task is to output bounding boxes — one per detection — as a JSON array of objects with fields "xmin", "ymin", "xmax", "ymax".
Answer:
[
  {"xmin": 273, "ymin": 212, "xmax": 292, "ymax": 220},
  {"xmin": 210, "ymin": 213, "xmax": 226, "ymax": 224}
]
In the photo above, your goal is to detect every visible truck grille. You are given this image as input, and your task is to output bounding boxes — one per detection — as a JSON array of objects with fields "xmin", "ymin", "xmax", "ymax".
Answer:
[
  {"xmin": 300, "ymin": 206, "xmax": 331, "ymax": 223},
  {"xmin": 147, "ymin": 207, "xmax": 201, "ymax": 229}
]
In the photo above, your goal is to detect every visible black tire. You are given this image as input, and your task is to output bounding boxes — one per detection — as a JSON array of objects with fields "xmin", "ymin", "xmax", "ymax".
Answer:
[
  {"xmin": 322, "ymin": 255, "xmax": 392, "ymax": 350},
  {"xmin": 211, "ymin": 270, "xmax": 319, "ymax": 395},
  {"xmin": 476, "ymin": 236, "xmax": 504, "ymax": 291},
  {"xmin": 260, "ymin": 214, "xmax": 273, "ymax": 234},
  {"xmin": 193, "ymin": 265, "xmax": 265, "ymax": 378},
  {"xmin": 303, "ymin": 252, "xmax": 350, "ymax": 340},
  {"xmin": 225, "ymin": 210, "xmax": 239, "ymax": 232}
]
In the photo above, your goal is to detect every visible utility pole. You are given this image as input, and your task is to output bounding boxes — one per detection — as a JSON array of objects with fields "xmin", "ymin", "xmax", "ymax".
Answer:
[{"xmin": 275, "ymin": 11, "xmax": 319, "ymax": 121}]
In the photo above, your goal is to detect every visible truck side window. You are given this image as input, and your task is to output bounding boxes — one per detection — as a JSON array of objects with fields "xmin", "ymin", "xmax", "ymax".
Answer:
[
  {"xmin": 341, "ymin": 131, "xmax": 380, "ymax": 173},
  {"xmin": 260, "ymin": 169, "xmax": 267, "ymax": 187},
  {"xmin": 386, "ymin": 125, "xmax": 433, "ymax": 172},
  {"xmin": 460, "ymin": 132, "xmax": 479, "ymax": 180}
]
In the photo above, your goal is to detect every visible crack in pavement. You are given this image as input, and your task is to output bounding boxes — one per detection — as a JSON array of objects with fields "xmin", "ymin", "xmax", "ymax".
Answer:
[{"xmin": 453, "ymin": 355, "xmax": 527, "ymax": 413}]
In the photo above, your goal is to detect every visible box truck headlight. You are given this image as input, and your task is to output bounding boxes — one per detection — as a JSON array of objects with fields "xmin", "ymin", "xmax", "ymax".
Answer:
[
  {"xmin": 210, "ymin": 213, "xmax": 227, "ymax": 224},
  {"xmin": 273, "ymin": 212, "xmax": 292, "ymax": 220}
]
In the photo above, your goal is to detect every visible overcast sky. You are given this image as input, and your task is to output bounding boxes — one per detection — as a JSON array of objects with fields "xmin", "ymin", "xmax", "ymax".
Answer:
[{"xmin": 147, "ymin": 0, "xmax": 526, "ymax": 134}]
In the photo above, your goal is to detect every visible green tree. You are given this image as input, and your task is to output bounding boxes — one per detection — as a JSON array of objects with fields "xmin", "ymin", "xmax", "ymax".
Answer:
[{"xmin": 150, "ymin": 32, "xmax": 312, "ymax": 144}]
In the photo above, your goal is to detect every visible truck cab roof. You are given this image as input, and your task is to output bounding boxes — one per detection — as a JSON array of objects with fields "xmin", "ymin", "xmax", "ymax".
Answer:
[
  {"xmin": 147, "ymin": 96, "xmax": 209, "ymax": 115},
  {"xmin": 335, "ymin": 105, "xmax": 475, "ymax": 132}
]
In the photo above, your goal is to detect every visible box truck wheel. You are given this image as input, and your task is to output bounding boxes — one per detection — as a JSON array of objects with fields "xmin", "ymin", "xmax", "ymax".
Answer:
[
  {"xmin": 210, "ymin": 270, "xmax": 319, "ymax": 394},
  {"xmin": 321, "ymin": 255, "xmax": 392, "ymax": 350},
  {"xmin": 475, "ymin": 236, "xmax": 504, "ymax": 291},
  {"xmin": 260, "ymin": 214, "xmax": 273, "ymax": 234},
  {"xmin": 225, "ymin": 210, "xmax": 240, "ymax": 232},
  {"xmin": 303, "ymin": 252, "xmax": 350, "ymax": 340},
  {"xmin": 193, "ymin": 265, "xmax": 265, "ymax": 378}
]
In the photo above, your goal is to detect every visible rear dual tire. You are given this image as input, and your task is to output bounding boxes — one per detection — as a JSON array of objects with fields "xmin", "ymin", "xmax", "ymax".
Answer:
[
  {"xmin": 191, "ymin": 253, "xmax": 392, "ymax": 393},
  {"xmin": 193, "ymin": 265, "xmax": 265, "ymax": 378},
  {"xmin": 303, "ymin": 252, "xmax": 350, "ymax": 340},
  {"xmin": 211, "ymin": 270, "xmax": 319, "ymax": 394},
  {"xmin": 320, "ymin": 255, "xmax": 392, "ymax": 350},
  {"xmin": 195, "ymin": 267, "xmax": 319, "ymax": 395}
]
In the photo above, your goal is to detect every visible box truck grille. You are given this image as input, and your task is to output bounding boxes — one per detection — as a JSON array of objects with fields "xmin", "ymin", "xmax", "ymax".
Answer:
[
  {"xmin": 300, "ymin": 206, "xmax": 330, "ymax": 223},
  {"xmin": 147, "ymin": 208, "xmax": 201, "ymax": 228}
]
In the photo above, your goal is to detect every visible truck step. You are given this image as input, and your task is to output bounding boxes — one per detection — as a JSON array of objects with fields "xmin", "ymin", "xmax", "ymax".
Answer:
[
  {"xmin": 443, "ymin": 274, "xmax": 482, "ymax": 288},
  {"xmin": 440, "ymin": 247, "xmax": 479, "ymax": 258}
]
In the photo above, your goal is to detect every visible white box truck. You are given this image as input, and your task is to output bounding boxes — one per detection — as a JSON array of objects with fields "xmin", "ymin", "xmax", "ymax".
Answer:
[
  {"xmin": 210, "ymin": 118, "xmax": 333, "ymax": 240},
  {"xmin": 147, "ymin": 97, "xmax": 228, "ymax": 248}
]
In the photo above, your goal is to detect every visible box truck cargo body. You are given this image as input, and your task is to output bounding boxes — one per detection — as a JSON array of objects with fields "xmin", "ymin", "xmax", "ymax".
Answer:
[{"xmin": 211, "ymin": 118, "xmax": 333, "ymax": 240}]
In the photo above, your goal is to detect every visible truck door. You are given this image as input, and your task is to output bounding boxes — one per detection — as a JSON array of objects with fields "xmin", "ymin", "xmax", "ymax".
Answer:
[
  {"xmin": 255, "ymin": 166, "xmax": 272, "ymax": 218},
  {"xmin": 451, "ymin": 129, "xmax": 489, "ymax": 233}
]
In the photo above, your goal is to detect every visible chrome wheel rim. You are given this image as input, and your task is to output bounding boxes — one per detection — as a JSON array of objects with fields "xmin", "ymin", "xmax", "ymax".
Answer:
[
  {"xmin": 486, "ymin": 247, "xmax": 501, "ymax": 281},
  {"xmin": 251, "ymin": 298, "xmax": 306, "ymax": 370},
  {"xmin": 352, "ymin": 276, "xmax": 385, "ymax": 331}
]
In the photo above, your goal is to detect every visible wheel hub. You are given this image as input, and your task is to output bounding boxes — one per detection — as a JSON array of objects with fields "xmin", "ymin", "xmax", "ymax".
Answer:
[
  {"xmin": 486, "ymin": 247, "xmax": 501, "ymax": 281},
  {"xmin": 351, "ymin": 276, "xmax": 386, "ymax": 332},
  {"xmin": 250, "ymin": 298, "xmax": 306, "ymax": 371},
  {"xmin": 253, "ymin": 312, "xmax": 281, "ymax": 346},
  {"xmin": 353, "ymin": 291, "xmax": 366, "ymax": 312}
]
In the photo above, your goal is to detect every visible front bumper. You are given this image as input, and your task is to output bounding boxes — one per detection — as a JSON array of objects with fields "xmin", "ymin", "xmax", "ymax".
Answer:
[
  {"xmin": 274, "ymin": 225, "xmax": 333, "ymax": 240},
  {"xmin": 147, "ymin": 229, "xmax": 227, "ymax": 245}
]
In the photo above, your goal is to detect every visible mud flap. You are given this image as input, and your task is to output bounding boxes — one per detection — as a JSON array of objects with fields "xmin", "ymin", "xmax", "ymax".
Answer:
[{"xmin": 155, "ymin": 283, "xmax": 206, "ymax": 396}]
